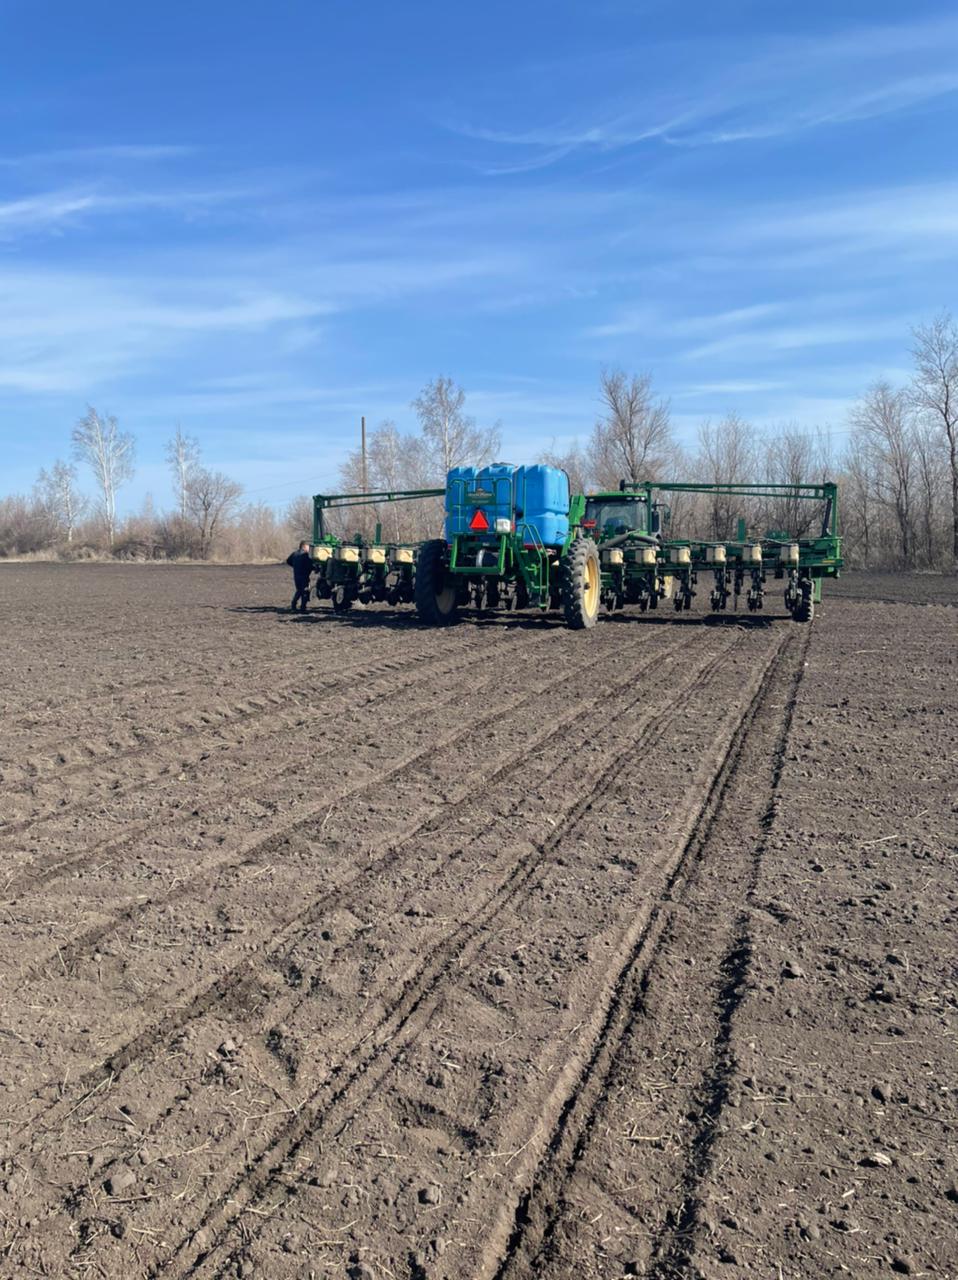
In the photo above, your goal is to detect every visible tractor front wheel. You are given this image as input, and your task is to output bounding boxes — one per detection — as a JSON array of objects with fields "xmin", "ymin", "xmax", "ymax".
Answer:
[
  {"xmin": 560, "ymin": 538, "xmax": 601, "ymax": 630},
  {"xmin": 415, "ymin": 539, "xmax": 459, "ymax": 625},
  {"xmin": 331, "ymin": 586, "xmax": 353, "ymax": 614}
]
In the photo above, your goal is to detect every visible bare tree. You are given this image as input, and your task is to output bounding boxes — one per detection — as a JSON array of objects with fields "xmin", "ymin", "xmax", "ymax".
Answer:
[
  {"xmin": 850, "ymin": 381, "xmax": 916, "ymax": 565},
  {"xmin": 911, "ymin": 418, "xmax": 948, "ymax": 566},
  {"xmin": 911, "ymin": 312, "xmax": 958, "ymax": 563},
  {"xmin": 226, "ymin": 501, "xmax": 286, "ymax": 562},
  {"xmin": 166, "ymin": 426, "xmax": 201, "ymax": 521},
  {"xmin": 184, "ymin": 466, "xmax": 243, "ymax": 559},
  {"xmin": 340, "ymin": 419, "xmax": 441, "ymax": 541},
  {"xmin": 838, "ymin": 440, "xmax": 878, "ymax": 567},
  {"xmin": 695, "ymin": 412, "xmax": 756, "ymax": 539},
  {"xmin": 588, "ymin": 369, "xmax": 673, "ymax": 489},
  {"xmin": 763, "ymin": 425, "xmax": 818, "ymax": 536},
  {"xmin": 285, "ymin": 494, "xmax": 315, "ymax": 543},
  {"xmin": 0, "ymin": 493, "xmax": 59, "ymax": 555},
  {"xmin": 71, "ymin": 407, "xmax": 135, "ymax": 547},
  {"xmin": 35, "ymin": 460, "xmax": 87, "ymax": 543},
  {"xmin": 412, "ymin": 377, "xmax": 500, "ymax": 481},
  {"xmin": 541, "ymin": 439, "xmax": 590, "ymax": 496}
]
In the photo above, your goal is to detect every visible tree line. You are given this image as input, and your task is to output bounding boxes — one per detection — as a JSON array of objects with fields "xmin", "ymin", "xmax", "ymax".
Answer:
[
  {"xmin": 0, "ymin": 410, "xmax": 269, "ymax": 560},
  {"xmin": 335, "ymin": 314, "xmax": 958, "ymax": 569},
  {"xmin": 2, "ymin": 313, "xmax": 956, "ymax": 568}
]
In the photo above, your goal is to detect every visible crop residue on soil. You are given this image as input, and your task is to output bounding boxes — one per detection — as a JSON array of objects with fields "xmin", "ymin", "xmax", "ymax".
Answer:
[{"xmin": 0, "ymin": 564, "xmax": 955, "ymax": 1279}]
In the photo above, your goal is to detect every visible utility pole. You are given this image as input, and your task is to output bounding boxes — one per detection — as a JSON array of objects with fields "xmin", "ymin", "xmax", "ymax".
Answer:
[{"xmin": 360, "ymin": 415, "xmax": 369, "ymax": 541}]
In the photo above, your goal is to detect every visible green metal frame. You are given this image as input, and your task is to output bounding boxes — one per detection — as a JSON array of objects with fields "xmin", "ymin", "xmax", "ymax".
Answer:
[
  {"xmin": 579, "ymin": 481, "xmax": 841, "ymax": 616},
  {"xmin": 584, "ymin": 481, "xmax": 840, "ymax": 557},
  {"xmin": 442, "ymin": 490, "xmax": 587, "ymax": 612},
  {"xmin": 623, "ymin": 481, "xmax": 838, "ymax": 536},
  {"xmin": 448, "ymin": 533, "xmax": 553, "ymax": 608},
  {"xmin": 310, "ymin": 478, "xmax": 841, "ymax": 617},
  {"xmin": 312, "ymin": 487, "xmax": 444, "ymax": 542}
]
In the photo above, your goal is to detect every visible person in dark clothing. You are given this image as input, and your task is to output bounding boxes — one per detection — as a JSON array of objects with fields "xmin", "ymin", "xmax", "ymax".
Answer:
[{"xmin": 286, "ymin": 541, "xmax": 313, "ymax": 612}]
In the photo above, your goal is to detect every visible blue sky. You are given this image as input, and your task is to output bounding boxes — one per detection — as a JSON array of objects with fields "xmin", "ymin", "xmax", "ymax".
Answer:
[{"xmin": 2, "ymin": 0, "xmax": 957, "ymax": 509}]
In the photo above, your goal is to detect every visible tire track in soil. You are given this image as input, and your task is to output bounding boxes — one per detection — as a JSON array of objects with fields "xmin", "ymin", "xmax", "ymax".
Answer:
[
  {"xmin": 179, "ymin": 625, "xmax": 792, "ymax": 1280},
  {"xmin": 0, "ymin": 623, "xmax": 552, "ymax": 896},
  {"xmin": 174, "ymin": 629, "xmax": 793, "ymax": 1280},
  {"xmin": 0, "ymin": 604, "xmax": 570, "ymax": 735},
  {"xmin": 0, "ymin": 624, "xmax": 510, "ymax": 831},
  {"xmin": 0, "ymin": 612, "xmax": 531, "ymax": 781},
  {"xmin": 12, "ymin": 626, "xmax": 743, "ymax": 1280},
  {"xmin": 2, "ymin": 651, "xmax": 420, "ymax": 788},
  {"xmin": 0, "ymin": 620, "xmax": 324, "ymax": 727},
  {"xmin": 0, "ymin": 592, "xmax": 409, "ymax": 724},
  {"xmin": 641, "ymin": 629, "xmax": 810, "ymax": 1280},
  {"xmin": 487, "ymin": 629, "xmax": 808, "ymax": 1280},
  {"xmin": 7, "ymin": 624, "xmax": 619, "ymax": 977},
  {"xmin": 0, "ymin": 625, "xmax": 576, "ymax": 1094},
  {"xmin": 3, "ymin": 626, "xmax": 699, "ymax": 1148},
  {"xmin": 143, "ymin": 628, "xmax": 759, "ymax": 1280},
  {"xmin": 835, "ymin": 596, "xmax": 957, "ymax": 609},
  {"xmin": 0, "ymin": 645, "xmax": 336, "ymax": 773}
]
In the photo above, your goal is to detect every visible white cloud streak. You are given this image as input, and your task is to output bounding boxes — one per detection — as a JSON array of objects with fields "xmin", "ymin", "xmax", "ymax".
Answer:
[
  {"xmin": 682, "ymin": 318, "xmax": 906, "ymax": 363},
  {"xmin": 0, "ymin": 144, "xmax": 195, "ymax": 167},
  {"xmin": 446, "ymin": 14, "xmax": 958, "ymax": 173},
  {"xmin": 0, "ymin": 184, "xmax": 251, "ymax": 239}
]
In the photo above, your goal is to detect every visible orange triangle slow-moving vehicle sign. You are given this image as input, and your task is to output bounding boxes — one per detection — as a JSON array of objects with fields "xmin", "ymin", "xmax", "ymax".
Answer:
[{"xmin": 469, "ymin": 508, "xmax": 490, "ymax": 532}]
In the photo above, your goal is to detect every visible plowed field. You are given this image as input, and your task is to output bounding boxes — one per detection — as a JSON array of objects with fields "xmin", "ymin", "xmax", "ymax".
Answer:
[{"xmin": 1, "ymin": 564, "xmax": 955, "ymax": 1280}]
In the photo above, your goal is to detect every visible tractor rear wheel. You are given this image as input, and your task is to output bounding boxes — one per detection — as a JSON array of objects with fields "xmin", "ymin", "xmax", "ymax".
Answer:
[
  {"xmin": 790, "ymin": 578, "xmax": 814, "ymax": 622},
  {"xmin": 415, "ymin": 539, "xmax": 459, "ymax": 625},
  {"xmin": 792, "ymin": 594, "xmax": 814, "ymax": 623},
  {"xmin": 560, "ymin": 538, "xmax": 601, "ymax": 630}
]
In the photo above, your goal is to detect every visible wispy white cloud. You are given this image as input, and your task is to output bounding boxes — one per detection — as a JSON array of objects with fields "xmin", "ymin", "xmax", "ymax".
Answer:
[
  {"xmin": 584, "ymin": 302, "xmax": 784, "ymax": 340},
  {"xmin": 662, "ymin": 70, "xmax": 958, "ymax": 147},
  {"xmin": 0, "ymin": 220, "xmax": 529, "ymax": 394},
  {"xmin": 682, "ymin": 318, "xmax": 906, "ymax": 362},
  {"xmin": 450, "ymin": 114, "xmax": 687, "ymax": 175},
  {"xmin": 0, "ymin": 191, "xmax": 100, "ymax": 233},
  {"xmin": 0, "ymin": 144, "xmax": 195, "ymax": 167},
  {"xmin": 0, "ymin": 265, "xmax": 333, "ymax": 393},
  {"xmin": 582, "ymin": 305, "xmax": 658, "ymax": 339},
  {"xmin": 672, "ymin": 380, "xmax": 789, "ymax": 398},
  {"xmin": 738, "ymin": 182, "xmax": 958, "ymax": 251},
  {"xmin": 0, "ymin": 183, "xmax": 250, "ymax": 239},
  {"xmin": 445, "ymin": 14, "xmax": 958, "ymax": 173}
]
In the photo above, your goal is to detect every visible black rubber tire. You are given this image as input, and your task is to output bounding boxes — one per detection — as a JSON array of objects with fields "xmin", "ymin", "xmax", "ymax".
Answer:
[
  {"xmin": 415, "ymin": 539, "xmax": 459, "ymax": 625},
  {"xmin": 560, "ymin": 538, "xmax": 601, "ymax": 630},
  {"xmin": 792, "ymin": 595, "xmax": 814, "ymax": 623},
  {"xmin": 332, "ymin": 586, "xmax": 353, "ymax": 614}
]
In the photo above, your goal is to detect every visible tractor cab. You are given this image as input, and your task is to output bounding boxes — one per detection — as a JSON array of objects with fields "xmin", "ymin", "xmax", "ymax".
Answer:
[
  {"xmin": 582, "ymin": 494, "xmax": 651, "ymax": 540},
  {"xmin": 581, "ymin": 485, "xmax": 672, "ymax": 616}
]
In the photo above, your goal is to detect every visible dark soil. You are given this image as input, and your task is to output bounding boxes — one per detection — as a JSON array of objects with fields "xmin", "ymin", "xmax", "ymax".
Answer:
[
  {"xmin": 0, "ymin": 564, "xmax": 955, "ymax": 1279},
  {"xmin": 830, "ymin": 569, "xmax": 958, "ymax": 606}
]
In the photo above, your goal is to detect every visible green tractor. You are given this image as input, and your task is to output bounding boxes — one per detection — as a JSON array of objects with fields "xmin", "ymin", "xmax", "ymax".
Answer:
[
  {"xmin": 310, "ymin": 473, "xmax": 842, "ymax": 625},
  {"xmin": 577, "ymin": 484, "xmax": 674, "ymax": 614},
  {"xmin": 579, "ymin": 479, "xmax": 842, "ymax": 622},
  {"xmin": 415, "ymin": 463, "xmax": 601, "ymax": 629}
]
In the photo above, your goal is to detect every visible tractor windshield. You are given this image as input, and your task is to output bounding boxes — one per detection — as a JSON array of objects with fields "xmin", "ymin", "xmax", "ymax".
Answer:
[{"xmin": 584, "ymin": 498, "xmax": 647, "ymax": 536}]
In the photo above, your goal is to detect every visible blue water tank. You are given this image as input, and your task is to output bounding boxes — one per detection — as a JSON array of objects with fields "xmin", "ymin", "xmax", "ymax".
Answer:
[
  {"xmin": 444, "ymin": 467, "xmax": 476, "ymax": 515},
  {"xmin": 444, "ymin": 463, "xmax": 517, "ymax": 540},
  {"xmin": 444, "ymin": 466, "xmax": 477, "ymax": 540},
  {"xmin": 516, "ymin": 464, "xmax": 570, "ymax": 547},
  {"xmin": 476, "ymin": 463, "xmax": 518, "ymax": 531}
]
